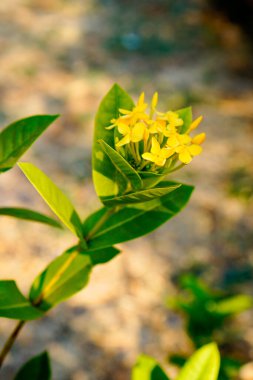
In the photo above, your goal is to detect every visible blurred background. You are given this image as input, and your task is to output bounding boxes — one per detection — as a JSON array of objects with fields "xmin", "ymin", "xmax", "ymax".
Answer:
[{"xmin": 0, "ymin": 0, "xmax": 253, "ymax": 379}]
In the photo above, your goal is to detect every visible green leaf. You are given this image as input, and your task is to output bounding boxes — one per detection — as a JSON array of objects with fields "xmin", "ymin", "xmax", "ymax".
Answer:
[
  {"xmin": 0, "ymin": 115, "xmax": 59, "ymax": 173},
  {"xmin": 86, "ymin": 246, "xmax": 121, "ymax": 266},
  {"xmin": 84, "ymin": 182, "xmax": 194, "ymax": 249},
  {"xmin": 18, "ymin": 163, "xmax": 83, "ymax": 238},
  {"xmin": 98, "ymin": 139, "xmax": 142, "ymax": 193},
  {"xmin": 92, "ymin": 83, "xmax": 135, "ymax": 200},
  {"xmin": 176, "ymin": 343, "xmax": 220, "ymax": 380},
  {"xmin": 0, "ymin": 207, "xmax": 62, "ymax": 229},
  {"xmin": 30, "ymin": 248, "xmax": 92, "ymax": 311},
  {"xmin": 0, "ymin": 281, "xmax": 43, "ymax": 320},
  {"xmin": 177, "ymin": 107, "xmax": 192, "ymax": 133},
  {"xmin": 214, "ymin": 295, "xmax": 253, "ymax": 316},
  {"xmin": 102, "ymin": 183, "xmax": 180, "ymax": 206},
  {"xmin": 132, "ymin": 354, "xmax": 170, "ymax": 380},
  {"xmin": 14, "ymin": 351, "xmax": 51, "ymax": 380}
]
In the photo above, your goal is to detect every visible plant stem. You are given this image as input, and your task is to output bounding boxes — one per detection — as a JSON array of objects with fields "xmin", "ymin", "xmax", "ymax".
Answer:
[
  {"xmin": 167, "ymin": 163, "xmax": 185, "ymax": 173},
  {"xmin": 0, "ymin": 320, "xmax": 25, "ymax": 369}
]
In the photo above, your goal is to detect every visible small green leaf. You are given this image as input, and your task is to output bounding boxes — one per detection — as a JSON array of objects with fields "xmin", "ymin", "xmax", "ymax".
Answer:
[
  {"xmin": 177, "ymin": 107, "xmax": 192, "ymax": 133},
  {"xmin": 92, "ymin": 84, "xmax": 135, "ymax": 200},
  {"xmin": 30, "ymin": 248, "xmax": 92, "ymax": 311},
  {"xmin": 84, "ymin": 182, "xmax": 193, "ymax": 249},
  {"xmin": 0, "ymin": 207, "xmax": 62, "ymax": 229},
  {"xmin": 86, "ymin": 246, "xmax": 121, "ymax": 266},
  {"xmin": 98, "ymin": 139, "xmax": 142, "ymax": 192},
  {"xmin": 102, "ymin": 183, "xmax": 180, "ymax": 206},
  {"xmin": 18, "ymin": 163, "xmax": 83, "ymax": 238},
  {"xmin": 14, "ymin": 351, "xmax": 51, "ymax": 380},
  {"xmin": 0, "ymin": 115, "xmax": 59, "ymax": 173},
  {"xmin": 176, "ymin": 343, "xmax": 220, "ymax": 380},
  {"xmin": 132, "ymin": 354, "xmax": 170, "ymax": 380},
  {"xmin": 0, "ymin": 281, "xmax": 43, "ymax": 320},
  {"xmin": 215, "ymin": 295, "xmax": 253, "ymax": 316}
]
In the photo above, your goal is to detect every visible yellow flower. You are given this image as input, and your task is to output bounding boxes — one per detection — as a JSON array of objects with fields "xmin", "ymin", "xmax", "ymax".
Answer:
[
  {"xmin": 158, "ymin": 111, "xmax": 183, "ymax": 129},
  {"xmin": 142, "ymin": 137, "xmax": 174, "ymax": 167},
  {"xmin": 167, "ymin": 132, "xmax": 191, "ymax": 148},
  {"xmin": 166, "ymin": 131, "xmax": 205, "ymax": 164},
  {"xmin": 148, "ymin": 118, "xmax": 167, "ymax": 134},
  {"xmin": 119, "ymin": 92, "xmax": 149, "ymax": 123},
  {"xmin": 175, "ymin": 144, "xmax": 202, "ymax": 164},
  {"xmin": 116, "ymin": 122, "xmax": 148, "ymax": 147},
  {"xmin": 105, "ymin": 90, "xmax": 205, "ymax": 171},
  {"xmin": 106, "ymin": 114, "xmax": 131, "ymax": 130}
]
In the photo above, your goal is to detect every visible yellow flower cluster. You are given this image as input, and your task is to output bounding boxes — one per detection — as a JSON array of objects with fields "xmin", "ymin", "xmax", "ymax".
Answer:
[{"xmin": 107, "ymin": 92, "xmax": 205, "ymax": 172}]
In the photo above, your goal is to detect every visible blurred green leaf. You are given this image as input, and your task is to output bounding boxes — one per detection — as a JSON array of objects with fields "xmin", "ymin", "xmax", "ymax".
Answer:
[
  {"xmin": 0, "ymin": 115, "xmax": 59, "ymax": 173},
  {"xmin": 14, "ymin": 351, "xmax": 51, "ymax": 380},
  {"xmin": 177, "ymin": 107, "xmax": 192, "ymax": 133},
  {"xmin": 132, "ymin": 354, "xmax": 170, "ymax": 380},
  {"xmin": 30, "ymin": 248, "xmax": 92, "ymax": 311},
  {"xmin": 214, "ymin": 295, "xmax": 253, "ymax": 316},
  {"xmin": 0, "ymin": 207, "xmax": 62, "ymax": 229},
  {"xmin": 176, "ymin": 343, "xmax": 220, "ymax": 380},
  {"xmin": 92, "ymin": 83, "xmax": 135, "ymax": 200},
  {"xmin": 102, "ymin": 183, "xmax": 180, "ymax": 206},
  {"xmin": 0, "ymin": 281, "xmax": 43, "ymax": 320},
  {"xmin": 84, "ymin": 182, "xmax": 193, "ymax": 249},
  {"xmin": 18, "ymin": 163, "xmax": 83, "ymax": 239},
  {"xmin": 98, "ymin": 139, "xmax": 143, "ymax": 194},
  {"xmin": 168, "ymin": 274, "xmax": 253, "ymax": 348}
]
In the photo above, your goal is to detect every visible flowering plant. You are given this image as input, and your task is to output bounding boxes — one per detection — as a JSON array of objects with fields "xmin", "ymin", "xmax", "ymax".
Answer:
[{"xmin": 0, "ymin": 84, "xmax": 212, "ymax": 379}]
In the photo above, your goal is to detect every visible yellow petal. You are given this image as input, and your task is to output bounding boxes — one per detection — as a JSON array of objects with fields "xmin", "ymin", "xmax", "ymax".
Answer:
[
  {"xmin": 174, "ymin": 145, "xmax": 183, "ymax": 153},
  {"xmin": 167, "ymin": 135, "xmax": 179, "ymax": 148},
  {"xmin": 192, "ymin": 132, "xmax": 206, "ymax": 145},
  {"xmin": 105, "ymin": 124, "xmax": 116, "ymax": 130},
  {"xmin": 149, "ymin": 122, "xmax": 158, "ymax": 133},
  {"xmin": 174, "ymin": 118, "xmax": 184, "ymax": 127},
  {"xmin": 151, "ymin": 92, "xmax": 158, "ymax": 109},
  {"xmin": 142, "ymin": 152, "xmax": 155, "ymax": 162},
  {"xmin": 138, "ymin": 92, "xmax": 145, "ymax": 105},
  {"xmin": 144, "ymin": 128, "xmax": 150, "ymax": 141},
  {"xmin": 119, "ymin": 108, "xmax": 131, "ymax": 115},
  {"xmin": 161, "ymin": 148, "xmax": 175, "ymax": 159},
  {"xmin": 132, "ymin": 123, "xmax": 145, "ymax": 142},
  {"xmin": 151, "ymin": 137, "xmax": 161, "ymax": 154},
  {"xmin": 116, "ymin": 134, "xmax": 130, "ymax": 147},
  {"xmin": 189, "ymin": 115, "xmax": 203, "ymax": 132},
  {"xmin": 178, "ymin": 133, "xmax": 191, "ymax": 145},
  {"xmin": 118, "ymin": 123, "xmax": 130, "ymax": 135},
  {"xmin": 178, "ymin": 148, "xmax": 192, "ymax": 164},
  {"xmin": 188, "ymin": 144, "xmax": 202, "ymax": 156},
  {"xmin": 155, "ymin": 157, "xmax": 166, "ymax": 166}
]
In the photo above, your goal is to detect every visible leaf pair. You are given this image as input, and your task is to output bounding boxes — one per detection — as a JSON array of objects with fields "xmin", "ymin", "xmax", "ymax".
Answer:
[
  {"xmin": 0, "ymin": 114, "xmax": 64, "ymax": 230},
  {"xmin": 83, "ymin": 182, "xmax": 193, "ymax": 249},
  {"xmin": 132, "ymin": 343, "xmax": 220, "ymax": 380},
  {"xmin": 0, "ymin": 245, "xmax": 120, "ymax": 320}
]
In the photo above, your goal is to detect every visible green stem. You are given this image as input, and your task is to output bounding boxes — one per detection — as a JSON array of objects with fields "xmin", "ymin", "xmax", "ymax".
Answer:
[
  {"xmin": 0, "ymin": 320, "xmax": 25, "ymax": 369},
  {"xmin": 167, "ymin": 163, "xmax": 185, "ymax": 173}
]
